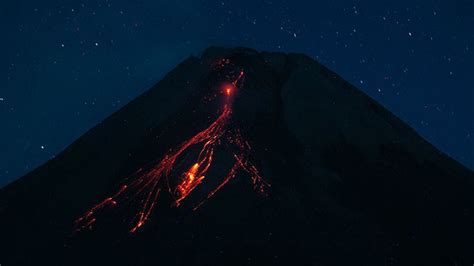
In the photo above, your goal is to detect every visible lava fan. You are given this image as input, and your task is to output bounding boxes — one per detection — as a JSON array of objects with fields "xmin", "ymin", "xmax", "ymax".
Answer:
[{"xmin": 74, "ymin": 66, "xmax": 270, "ymax": 234}]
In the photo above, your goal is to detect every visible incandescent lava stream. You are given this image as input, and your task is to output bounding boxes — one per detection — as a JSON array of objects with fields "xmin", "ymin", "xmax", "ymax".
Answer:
[{"xmin": 75, "ymin": 68, "xmax": 269, "ymax": 234}]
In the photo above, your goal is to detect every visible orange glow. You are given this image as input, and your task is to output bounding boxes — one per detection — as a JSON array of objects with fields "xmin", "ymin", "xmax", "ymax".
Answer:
[
  {"xmin": 225, "ymin": 86, "xmax": 232, "ymax": 96},
  {"xmin": 74, "ymin": 68, "xmax": 269, "ymax": 234},
  {"xmin": 175, "ymin": 163, "xmax": 206, "ymax": 206}
]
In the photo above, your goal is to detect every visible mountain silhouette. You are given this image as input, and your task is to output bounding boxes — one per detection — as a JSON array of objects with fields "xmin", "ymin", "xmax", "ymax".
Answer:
[{"xmin": 0, "ymin": 47, "xmax": 472, "ymax": 266}]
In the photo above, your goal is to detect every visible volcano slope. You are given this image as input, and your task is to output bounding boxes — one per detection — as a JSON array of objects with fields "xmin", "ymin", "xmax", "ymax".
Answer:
[{"xmin": 0, "ymin": 47, "xmax": 473, "ymax": 266}]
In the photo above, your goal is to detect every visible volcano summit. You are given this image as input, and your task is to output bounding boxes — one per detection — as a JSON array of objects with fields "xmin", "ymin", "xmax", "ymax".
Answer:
[{"xmin": 0, "ymin": 47, "xmax": 472, "ymax": 266}]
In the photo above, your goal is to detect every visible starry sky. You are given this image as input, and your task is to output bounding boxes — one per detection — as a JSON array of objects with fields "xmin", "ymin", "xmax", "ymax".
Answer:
[{"xmin": 1, "ymin": 0, "xmax": 472, "ymax": 187}]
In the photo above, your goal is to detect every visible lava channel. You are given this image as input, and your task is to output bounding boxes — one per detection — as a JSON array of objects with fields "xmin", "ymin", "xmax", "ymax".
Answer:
[{"xmin": 75, "ymin": 69, "xmax": 270, "ymax": 234}]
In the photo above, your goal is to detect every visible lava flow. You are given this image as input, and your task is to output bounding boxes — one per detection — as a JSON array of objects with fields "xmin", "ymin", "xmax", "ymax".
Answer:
[{"xmin": 75, "ymin": 69, "xmax": 269, "ymax": 234}]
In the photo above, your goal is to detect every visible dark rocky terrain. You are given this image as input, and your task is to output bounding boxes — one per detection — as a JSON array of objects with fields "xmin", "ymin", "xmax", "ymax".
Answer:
[{"xmin": 0, "ymin": 47, "xmax": 472, "ymax": 266}]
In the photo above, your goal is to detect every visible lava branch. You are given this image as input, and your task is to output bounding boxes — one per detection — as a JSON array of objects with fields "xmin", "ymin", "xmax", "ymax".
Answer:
[{"xmin": 74, "ymin": 69, "xmax": 269, "ymax": 234}]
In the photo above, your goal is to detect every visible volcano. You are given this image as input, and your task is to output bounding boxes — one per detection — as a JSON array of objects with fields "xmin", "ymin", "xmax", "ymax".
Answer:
[{"xmin": 0, "ymin": 47, "xmax": 472, "ymax": 266}]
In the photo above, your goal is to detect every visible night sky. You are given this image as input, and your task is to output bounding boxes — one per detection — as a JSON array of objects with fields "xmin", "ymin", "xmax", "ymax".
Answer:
[{"xmin": 1, "ymin": 0, "xmax": 472, "ymax": 187}]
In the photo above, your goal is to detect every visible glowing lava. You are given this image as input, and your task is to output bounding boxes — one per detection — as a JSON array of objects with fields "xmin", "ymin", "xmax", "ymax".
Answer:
[
  {"xmin": 225, "ymin": 86, "xmax": 232, "ymax": 96},
  {"xmin": 75, "ymin": 68, "xmax": 269, "ymax": 234}
]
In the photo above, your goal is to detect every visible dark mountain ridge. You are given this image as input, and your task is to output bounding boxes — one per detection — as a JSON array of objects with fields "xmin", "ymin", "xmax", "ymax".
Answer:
[{"xmin": 0, "ymin": 46, "xmax": 472, "ymax": 266}]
